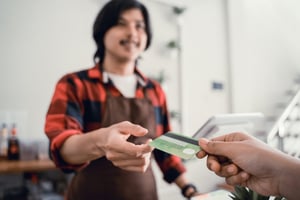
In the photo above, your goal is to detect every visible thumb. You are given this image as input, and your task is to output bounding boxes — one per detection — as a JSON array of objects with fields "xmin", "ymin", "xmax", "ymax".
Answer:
[
  {"xmin": 198, "ymin": 138, "xmax": 211, "ymax": 152},
  {"xmin": 140, "ymin": 139, "xmax": 154, "ymax": 153},
  {"xmin": 199, "ymin": 138, "xmax": 232, "ymax": 157},
  {"xmin": 145, "ymin": 138, "xmax": 154, "ymax": 151},
  {"xmin": 145, "ymin": 138, "xmax": 153, "ymax": 145}
]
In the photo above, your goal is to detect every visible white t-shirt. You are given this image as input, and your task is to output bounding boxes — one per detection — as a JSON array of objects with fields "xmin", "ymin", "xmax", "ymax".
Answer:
[{"xmin": 106, "ymin": 72, "xmax": 137, "ymax": 98}]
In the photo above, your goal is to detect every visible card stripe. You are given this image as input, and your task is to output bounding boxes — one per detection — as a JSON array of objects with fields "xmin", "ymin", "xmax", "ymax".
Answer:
[
  {"xmin": 164, "ymin": 132, "xmax": 199, "ymax": 145},
  {"xmin": 160, "ymin": 135, "xmax": 186, "ymax": 147}
]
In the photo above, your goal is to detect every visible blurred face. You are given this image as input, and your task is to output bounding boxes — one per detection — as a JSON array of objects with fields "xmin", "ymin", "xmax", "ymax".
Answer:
[{"xmin": 103, "ymin": 8, "xmax": 148, "ymax": 63}]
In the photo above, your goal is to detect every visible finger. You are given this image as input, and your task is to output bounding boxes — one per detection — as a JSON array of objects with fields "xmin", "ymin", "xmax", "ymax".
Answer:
[
  {"xmin": 138, "ymin": 139, "xmax": 154, "ymax": 155},
  {"xmin": 114, "ymin": 157, "xmax": 151, "ymax": 172},
  {"xmin": 239, "ymin": 171, "xmax": 250, "ymax": 181},
  {"xmin": 215, "ymin": 163, "xmax": 239, "ymax": 177},
  {"xmin": 107, "ymin": 150, "xmax": 149, "ymax": 162},
  {"xmin": 141, "ymin": 138, "xmax": 153, "ymax": 150},
  {"xmin": 117, "ymin": 121, "xmax": 148, "ymax": 137},
  {"xmin": 145, "ymin": 138, "xmax": 153, "ymax": 146},
  {"xmin": 198, "ymin": 138, "xmax": 212, "ymax": 153},
  {"xmin": 207, "ymin": 155, "xmax": 221, "ymax": 172},
  {"xmin": 106, "ymin": 150, "xmax": 135, "ymax": 161},
  {"xmin": 113, "ymin": 158, "xmax": 147, "ymax": 167},
  {"xmin": 135, "ymin": 143, "xmax": 153, "ymax": 157},
  {"xmin": 196, "ymin": 150, "xmax": 207, "ymax": 159},
  {"xmin": 111, "ymin": 141, "xmax": 153, "ymax": 157},
  {"xmin": 113, "ymin": 141, "xmax": 147, "ymax": 156},
  {"xmin": 212, "ymin": 132, "xmax": 256, "ymax": 145},
  {"xmin": 225, "ymin": 171, "xmax": 250, "ymax": 185},
  {"xmin": 199, "ymin": 138, "xmax": 236, "ymax": 158}
]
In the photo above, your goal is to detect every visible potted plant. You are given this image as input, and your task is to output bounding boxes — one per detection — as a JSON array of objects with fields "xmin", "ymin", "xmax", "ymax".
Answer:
[{"xmin": 230, "ymin": 186, "xmax": 286, "ymax": 200}]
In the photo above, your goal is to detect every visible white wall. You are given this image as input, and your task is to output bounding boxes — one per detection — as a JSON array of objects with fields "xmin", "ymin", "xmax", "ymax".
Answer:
[
  {"xmin": 228, "ymin": 0, "xmax": 300, "ymax": 116},
  {"xmin": 1, "ymin": 0, "xmax": 300, "ymax": 141},
  {"xmin": 1, "ymin": 0, "xmax": 300, "ymax": 198},
  {"xmin": 181, "ymin": 0, "xmax": 229, "ymax": 135},
  {"xmin": 0, "ymin": 0, "xmax": 104, "ymax": 140},
  {"xmin": 180, "ymin": 0, "xmax": 300, "ymax": 136},
  {"xmin": 0, "ymin": 0, "xmax": 184, "ymax": 140}
]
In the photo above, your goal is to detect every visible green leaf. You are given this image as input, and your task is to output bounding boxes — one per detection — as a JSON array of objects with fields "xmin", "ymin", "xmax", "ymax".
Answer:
[
  {"xmin": 229, "ymin": 186, "xmax": 277, "ymax": 200},
  {"xmin": 274, "ymin": 197, "xmax": 286, "ymax": 200}
]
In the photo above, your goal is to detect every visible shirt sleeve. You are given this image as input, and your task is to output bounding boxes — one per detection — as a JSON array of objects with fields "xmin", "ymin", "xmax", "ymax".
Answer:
[
  {"xmin": 151, "ymin": 81, "xmax": 187, "ymax": 183},
  {"xmin": 44, "ymin": 74, "xmax": 88, "ymax": 172}
]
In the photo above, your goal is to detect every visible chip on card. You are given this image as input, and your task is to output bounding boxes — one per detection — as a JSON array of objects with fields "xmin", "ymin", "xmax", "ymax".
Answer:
[{"xmin": 150, "ymin": 132, "xmax": 201, "ymax": 159}]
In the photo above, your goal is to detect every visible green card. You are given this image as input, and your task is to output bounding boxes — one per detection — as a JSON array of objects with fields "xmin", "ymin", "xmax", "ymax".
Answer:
[{"xmin": 150, "ymin": 132, "xmax": 201, "ymax": 160}]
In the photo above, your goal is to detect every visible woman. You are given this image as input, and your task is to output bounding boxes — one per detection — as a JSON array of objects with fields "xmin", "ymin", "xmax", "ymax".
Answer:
[{"xmin": 44, "ymin": 0, "xmax": 198, "ymax": 199}]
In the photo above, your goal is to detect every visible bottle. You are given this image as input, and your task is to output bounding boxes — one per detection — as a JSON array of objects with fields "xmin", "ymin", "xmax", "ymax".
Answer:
[
  {"xmin": 7, "ymin": 123, "xmax": 20, "ymax": 160},
  {"xmin": 0, "ymin": 123, "xmax": 8, "ymax": 160}
]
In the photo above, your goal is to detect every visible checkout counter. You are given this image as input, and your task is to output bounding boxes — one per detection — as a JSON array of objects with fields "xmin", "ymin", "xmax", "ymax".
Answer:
[{"xmin": 0, "ymin": 159, "xmax": 66, "ymax": 200}]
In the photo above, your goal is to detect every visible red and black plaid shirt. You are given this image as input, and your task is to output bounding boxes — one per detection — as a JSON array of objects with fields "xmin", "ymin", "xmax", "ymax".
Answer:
[{"xmin": 44, "ymin": 64, "xmax": 186, "ymax": 183}]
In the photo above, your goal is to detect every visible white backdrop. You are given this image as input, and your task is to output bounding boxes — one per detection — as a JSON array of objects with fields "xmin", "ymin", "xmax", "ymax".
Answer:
[{"xmin": 1, "ymin": 0, "xmax": 300, "ymax": 140}]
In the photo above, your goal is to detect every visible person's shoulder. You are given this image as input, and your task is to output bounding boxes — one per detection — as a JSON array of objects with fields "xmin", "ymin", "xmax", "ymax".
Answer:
[
  {"xmin": 147, "ymin": 78, "xmax": 162, "ymax": 88},
  {"xmin": 146, "ymin": 78, "xmax": 167, "ymax": 99},
  {"xmin": 135, "ymin": 68, "xmax": 165, "ymax": 94},
  {"xmin": 59, "ymin": 65, "xmax": 98, "ymax": 81}
]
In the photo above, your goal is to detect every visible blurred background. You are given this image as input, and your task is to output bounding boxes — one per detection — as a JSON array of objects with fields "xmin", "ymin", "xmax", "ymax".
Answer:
[{"xmin": 1, "ymin": 0, "xmax": 300, "ymax": 199}]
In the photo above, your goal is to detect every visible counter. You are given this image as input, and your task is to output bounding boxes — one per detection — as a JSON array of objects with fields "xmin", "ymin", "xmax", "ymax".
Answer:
[{"xmin": 0, "ymin": 160, "xmax": 56, "ymax": 174}]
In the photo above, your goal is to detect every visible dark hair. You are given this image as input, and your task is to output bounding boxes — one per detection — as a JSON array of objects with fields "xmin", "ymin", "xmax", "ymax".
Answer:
[{"xmin": 93, "ymin": 0, "xmax": 152, "ymax": 63}]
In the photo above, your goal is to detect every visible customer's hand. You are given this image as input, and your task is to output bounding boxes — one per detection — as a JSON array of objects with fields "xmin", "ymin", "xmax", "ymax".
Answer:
[{"xmin": 196, "ymin": 132, "xmax": 285, "ymax": 197}]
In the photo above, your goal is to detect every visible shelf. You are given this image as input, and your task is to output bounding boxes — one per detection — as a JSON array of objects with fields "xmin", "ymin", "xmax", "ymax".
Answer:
[{"xmin": 0, "ymin": 159, "xmax": 56, "ymax": 174}]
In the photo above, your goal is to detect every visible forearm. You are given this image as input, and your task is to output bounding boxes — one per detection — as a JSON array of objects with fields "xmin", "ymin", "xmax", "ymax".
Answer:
[
  {"xmin": 279, "ymin": 157, "xmax": 300, "ymax": 200},
  {"xmin": 60, "ymin": 130, "xmax": 105, "ymax": 164}
]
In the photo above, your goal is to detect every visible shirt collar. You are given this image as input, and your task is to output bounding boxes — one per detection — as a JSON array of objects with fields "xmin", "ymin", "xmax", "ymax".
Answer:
[{"xmin": 88, "ymin": 63, "xmax": 148, "ymax": 87}]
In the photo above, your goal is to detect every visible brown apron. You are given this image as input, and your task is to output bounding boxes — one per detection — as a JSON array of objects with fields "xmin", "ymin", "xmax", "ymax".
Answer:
[{"xmin": 67, "ymin": 90, "xmax": 158, "ymax": 200}]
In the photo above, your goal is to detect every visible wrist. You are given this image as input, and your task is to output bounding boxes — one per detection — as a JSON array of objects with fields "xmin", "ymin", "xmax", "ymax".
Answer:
[
  {"xmin": 181, "ymin": 183, "xmax": 198, "ymax": 198},
  {"xmin": 90, "ymin": 130, "xmax": 106, "ymax": 158},
  {"xmin": 279, "ymin": 157, "xmax": 300, "ymax": 199}
]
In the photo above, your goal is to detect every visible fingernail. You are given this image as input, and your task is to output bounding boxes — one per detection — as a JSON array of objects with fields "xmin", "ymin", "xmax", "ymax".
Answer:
[
  {"xmin": 227, "ymin": 166, "xmax": 234, "ymax": 173},
  {"xmin": 241, "ymin": 172, "xmax": 249, "ymax": 179},
  {"xmin": 208, "ymin": 162, "xmax": 215, "ymax": 171}
]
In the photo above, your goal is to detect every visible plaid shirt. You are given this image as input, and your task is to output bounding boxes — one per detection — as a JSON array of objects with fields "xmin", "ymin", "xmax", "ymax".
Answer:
[{"xmin": 44, "ymin": 64, "xmax": 186, "ymax": 183}]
